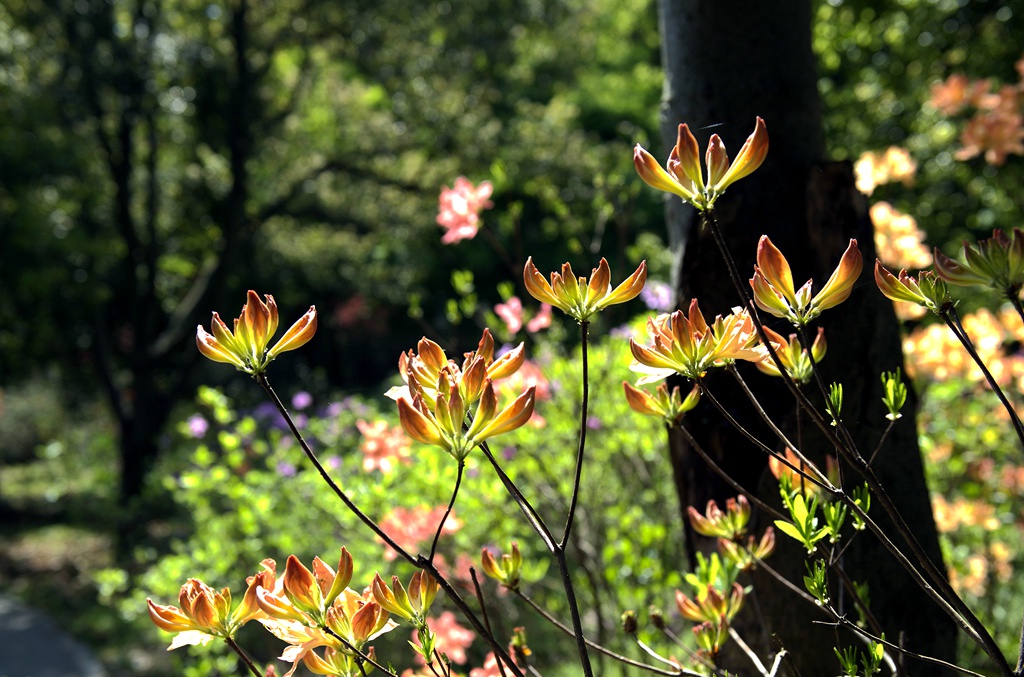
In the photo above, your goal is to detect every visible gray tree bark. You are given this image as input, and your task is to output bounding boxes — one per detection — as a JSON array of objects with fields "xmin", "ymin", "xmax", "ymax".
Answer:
[{"xmin": 656, "ymin": 0, "xmax": 957, "ymax": 673}]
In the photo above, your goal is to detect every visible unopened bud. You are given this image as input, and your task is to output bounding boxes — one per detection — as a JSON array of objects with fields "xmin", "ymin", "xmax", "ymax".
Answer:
[
  {"xmin": 621, "ymin": 609, "xmax": 638, "ymax": 635},
  {"xmin": 649, "ymin": 605, "xmax": 666, "ymax": 630}
]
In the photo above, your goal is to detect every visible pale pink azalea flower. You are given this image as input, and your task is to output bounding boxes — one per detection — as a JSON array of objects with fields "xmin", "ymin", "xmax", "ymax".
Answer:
[
  {"xmin": 378, "ymin": 506, "xmax": 463, "ymax": 561},
  {"xmin": 356, "ymin": 419, "xmax": 412, "ymax": 473},
  {"xmin": 411, "ymin": 611, "xmax": 476, "ymax": 665},
  {"xmin": 437, "ymin": 176, "xmax": 494, "ymax": 244},
  {"xmin": 525, "ymin": 304, "xmax": 552, "ymax": 333},
  {"xmin": 470, "ymin": 651, "xmax": 518, "ymax": 677},
  {"xmin": 494, "ymin": 297, "xmax": 524, "ymax": 334},
  {"xmin": 955, "ymin": 108, "xmax": 1024, "ymax": 166},
  {"xmin": 929, "ymin": 74, "xmax": 993, "ymax": 115}
]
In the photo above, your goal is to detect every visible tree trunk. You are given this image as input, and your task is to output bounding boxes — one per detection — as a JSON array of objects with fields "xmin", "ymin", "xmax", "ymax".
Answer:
[{"xmin": 656, "ymin": 0, "xmax": 957, "ymax": 673}]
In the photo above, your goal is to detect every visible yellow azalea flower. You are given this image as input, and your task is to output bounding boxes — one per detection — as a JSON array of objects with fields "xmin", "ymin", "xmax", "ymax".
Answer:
[
  {"xmin": 371, "ymin": 571, "xmax": 440, "ymax": 626},
  {"xmin": 622, "ymin": 381, "xmax": 701, "ymax": 425},
  {"xmin": 750, "ymin": 235, "xmax": 862, "ymax": 327},
  {"xmin": 147, "ymin": 563, "xmax": 274, "ymax": 650},
  {"xmin": 755, "ymin": 326, "xmax": 826, "ymax": 384},
  {"xmin": 933, "ymin": 228, "xmax": 1024, "ymax": 298},
  {"xmin": 523, "ymin": 257, "xmax": 647, "ymax": 323},
  {"xmin": 628, "ymin": 300, "xmax": 761, "ymax": 383},
  {"xmin": 874, "ymin": 260, "xmax": 952, "ymax": 315},
  {"xmin": 634, "ymin": 117, "xmax": 768, "ymax": 211},
  {"xmin": 480, "ymin": 542, "xmax": 523, "ymax": 589},
  {"xmin": 196, "ymin": 290, "xmax": 317, "ymax": 375}
]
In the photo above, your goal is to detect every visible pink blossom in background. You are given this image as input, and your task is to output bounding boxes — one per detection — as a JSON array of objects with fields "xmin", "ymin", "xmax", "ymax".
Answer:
[
  {"xmin": 437, "ymin": 176, "xmax": 494, "ymax": 244},
  {"xmin": 956, "ymin": 106, "xmax": 1024, "ymax": 166},
  {"xmin": 356, "ymin": 419, "xmax": 412, "ymax": 473},
  {"xmin": 378, "ymin": 505, "xmax": 463, "ymax": 561},
  {"xmin": 929, "ymin": 73, "xmax": 993, "ymax": 115},
  {"xmin": 411, "ymin": 612, "xmax": 476, "ymax": 665},
  {"xmin": 470, "ymin": 651, "xmax": 518, "ymax": 677},
  {"xmin": 494, "ymin": 296, "xmax": 524, "ymax": 334},
  {"xmin": 525, "ymin": 303, "xmax": 552, "ymax": 333}
]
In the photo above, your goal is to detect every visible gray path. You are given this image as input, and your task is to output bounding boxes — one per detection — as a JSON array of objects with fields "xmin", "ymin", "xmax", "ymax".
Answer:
[{"xmin": 0, "ymin": 593, "xmax": 106, "ymax": 677}]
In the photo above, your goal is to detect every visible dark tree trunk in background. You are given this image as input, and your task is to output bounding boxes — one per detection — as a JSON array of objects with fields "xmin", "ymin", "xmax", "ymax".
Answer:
[{"xmin": 656, "ymin": 0, "xmax": 957, "ymax": 673}]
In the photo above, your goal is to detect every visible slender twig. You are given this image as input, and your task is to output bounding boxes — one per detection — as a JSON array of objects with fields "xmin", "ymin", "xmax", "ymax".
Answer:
[
  {"xmin": 868, "ymin": 419, "xmax": 896, "ymax": 467},
  {"xmin": 560, "ymin": 320, "xmax": 590, "ymax": 547},
  {"xmin": 470, "ymin": 568, "xmax": 508, "ymax": 677},
  {"xmin": 513, "ymin": 590, "xmax": 698, "ymax": 676},
  {"xmin": 767, "ymin": 650, "xmax": 787, "ymax": 677},
  {"xmin": 322, "ymin": 615, "xmax": 400, "ymax": 675},
  {"xmin": 430, "ymin": 461, "xmax": 464, "ymax": 562},
  {"xmin": 942, "ymin": 307, "xmax": 1024, "ymax": 455},
  {"xmin": 727, "ymin": 627, "xmax": 769, "ymax": 677},
  {"xmin": 225, "ymin": 637, "xmax": 264, "ymax": 677},
  {"xmin": 479, "ymin": 440, "xmax": 556, "ymax": 551}
]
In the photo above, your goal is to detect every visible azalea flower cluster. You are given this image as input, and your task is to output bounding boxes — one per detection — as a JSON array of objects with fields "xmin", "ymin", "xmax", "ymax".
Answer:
[
  {"xmin": 388, "ymin": 329, "xmax": 536, "ymax": 461},
  {"xmin": 437, "ymin": 176, "xmax": 494, "ymax": 244},
  {"xmin": 688, "ymin": 495, "xmax": 775, "ymax": 573},
  {"xmin": 930, "ymin": 57, "xmax": 1024, "ymax": 166},
  {"xmin": 148, "ymin": 551, "xmax": 428, "ymax": 677}
]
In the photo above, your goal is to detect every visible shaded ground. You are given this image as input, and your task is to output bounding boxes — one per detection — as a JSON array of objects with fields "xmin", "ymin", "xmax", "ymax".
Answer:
[{"xmin": 0, "ymin": 592, "xmax": 106, "ymax": 677}]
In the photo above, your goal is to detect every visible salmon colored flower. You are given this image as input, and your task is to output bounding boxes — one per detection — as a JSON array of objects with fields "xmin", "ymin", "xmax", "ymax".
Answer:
[
  {"xmin": 676, "ymin": 582, "xmax": 745, "ymax": 625},
  {"xmin": 750, "ymin": 236, "xmax": 862, "ymax": 326},
  {"xmin": 196, "ymin": 290, "xmax": 317, "ymax": 375},
  {"xmin": 622, "ymin": 381, "xmax": 700, "ymax": 425},
  {"xmin": 437, "ymin": 176, "xmax": 494, "ymax": 244},
  {"xmin": 633, "ymin": 117, "xmax": 768, "ymax": 211},
  {"xmin": 147, "ymin": 562, "xmax": 275, "ymax": 650},
  {"xmin": 356, "ymin": 420, "xmax": 412, "ymax": 473},
  {"xmin": 688, "ymin": 496, "xmax": 751, "ymax": 541},
  {"xmin": 524, "ymin": 257, "xmax": 647, "ymax": 322},
  {"xmin": 870, "ymin": 202, "xmax": 931, "ymax": 270},
  {"xmin": 480, "ymin": 542, "xmax": 523, "ymax": 589},
  {"xmin": 874, "ymin": 261, "xmax": 952, "ymax": 315},
  {"xmin": 755, "ymin": 326, "xmax": 826, "ymax": 384},
  {"xmin": 854, "ymin": 147, "xmax": 916, "ymax": 196},
  {"xmin": 628, "ymin": 300, "xmax": 761, "ymax": 383},
  {"xmin": 933, "ymin": 229, "xmax": 1024, "ymax": 298},
  {"xmin": 769, "ymin": 448, "xmax": 833, "ymax": 497}
]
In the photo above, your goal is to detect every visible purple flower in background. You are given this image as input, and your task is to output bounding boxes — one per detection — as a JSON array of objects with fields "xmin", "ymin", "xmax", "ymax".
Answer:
[
  {"xmin": 325, "ymin": 455, "xmax": 342, "ymax": 470},
  {"xmin": 501, "ymin": 446, "xmax": 517, "ymax": 461},
  {"xmin": 586, "ymin": 416, "xmax": 602, "ymax": 430},
  {"xmin": 252, "ymin": 401, "xmax": 288, "ymax": 430},
  {"xmin": 292, "ymin": 391, "xmax": 313, "ymax": 410},
  {"xmin": 186, "ymin": 414, "xmax": 208, "ymax": 439},
  {"xmin": 325, "ymin": 401, "xmax": 345, "ymax": 418},
  {"xmin": 276, "ymin": 461, "xmax": 296, "ymax": 477},
  {"xmin": 640, "ymin": 281, "xmax": 674, "ymax": 311}
]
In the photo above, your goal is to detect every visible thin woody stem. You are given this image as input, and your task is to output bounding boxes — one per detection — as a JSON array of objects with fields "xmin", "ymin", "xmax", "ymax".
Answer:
[
  {"xmin": 560, "ymin": 320, "xmax": 590, "ymax": 547},
  {"xmin": 321, "ymin": 626, "xmax": 398, "ymax": 676},
  {"xmin": 479, "ymin": 440, "xmax": 555, "ymax": 551},
  {"xmin": 941, "ymin": 307, "xmax": 1024, "ymax": 456},
  {"xmin": 225, "ymin": 637, "xmax": 264, "ymax": 677},
  {"xmin": 513, "ymin": 590, "xmax": 699, "ymax": 676},
  {"xmin": 429, "ymin": 460, "xmax": 464, "ymax": 563}
]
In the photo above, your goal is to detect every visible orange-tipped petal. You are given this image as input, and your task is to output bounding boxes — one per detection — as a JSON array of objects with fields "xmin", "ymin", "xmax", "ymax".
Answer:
[
  {"xmin": 197, "ymin": 325, "xmax": 246, "ymax": 367},
  {"xmin": 268, "ymin": 306, "xmax": 317, "ymax": 359},
  {"xmin": 634, "ymin": 144, "xmax": 699, "ymax": 202},
  {"xmin": 714, "ymin": 117, "xmax": 769, "ymax": 190},
  {"xmin": 601, "ymin": 261, "xmax": 648, "ymax": 308},
  {"xmin": 524, "ymin": 257, "xmax": 564, "ymax": 309},
  {"xmin": 813, "ymin": 239, "xmax": 863, "ymax": 311},
  {"xmin": 755, "ymin": 235, "xmax": 795, "ymax": 302},
  {"xmin": 473, "ymin": 387, "xmax": 536, "ymax": 441},
  {"xmin": 670, "ymin": 123, "xmax": 704, "ymax": 192},
  {"xmin": 397, "ymin": 396, "xmax": 444, "ymax": 447},
  {"xmin": 705, "ymin": 135, "xmax": 730, "ymax": 189}
]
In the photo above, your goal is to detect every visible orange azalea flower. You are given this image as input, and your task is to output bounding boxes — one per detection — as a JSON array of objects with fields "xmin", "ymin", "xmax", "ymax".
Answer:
[
  {"xmin": 768, "ymin": 448, "xmax": 833, "ymax": 496},
  {"xmin": 687, "ymin": 495, "xmax": 751, "ymax": 541},
  {"xmin": 870, "ymin": 202, "xmax": 931, "ymax": 270},
  {"xmin": 622, "ymin": 381, "xmax": 700, "ymax": 425},
  {"xmin": 719, "ymin": 528, "xmax": 776, "ymax": 572},
  {"xmin": 196, "ymin": 290, "xmax": 316, "ymax": 375},
  {"xmin": 523, "ymin": 257, "xmax": 647, "ymax": 323},
  {"xmin": 750, "ymin": 235, "xmax": 862, "ymax": 327},
  {"xmin": 147, "ymin": 562, "xmax": 274, "ymax": 650},
  {"xmin": 634, "ymin": 118, "xmax": 768, "ymax": 211},
  {"xmin": 675, "ymin": 582, "xmax": 745, "ymax": 625},
  {"xmin": 628, "ymin": 300, "xmax": 761, "ymax": 383}
]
